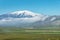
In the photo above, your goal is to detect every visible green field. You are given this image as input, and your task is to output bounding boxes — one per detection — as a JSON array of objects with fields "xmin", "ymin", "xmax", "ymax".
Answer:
[{"xmin": 0, "ymin": 27, "xmax": 60, "ymax": 40}]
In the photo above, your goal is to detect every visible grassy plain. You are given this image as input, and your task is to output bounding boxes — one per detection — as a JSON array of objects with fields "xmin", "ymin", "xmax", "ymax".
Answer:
[{"xmin": 0, "ymin": 27, "xmax": 60, "ymax": 40}]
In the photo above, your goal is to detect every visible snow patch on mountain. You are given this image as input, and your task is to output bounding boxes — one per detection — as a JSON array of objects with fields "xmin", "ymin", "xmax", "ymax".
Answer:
[
  {"xmin": 11, "ymin": 10, "xmax": 42, "ymax": 17},
  {"xmin": 41, "ymin": 15, "xmax": 49, "ymax": 21},
  {"xmin": 50, "ymin": 17, "xmax": 56, "ymax": 21}
]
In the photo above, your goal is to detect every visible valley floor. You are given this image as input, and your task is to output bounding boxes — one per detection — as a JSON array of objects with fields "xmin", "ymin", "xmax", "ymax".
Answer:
[{"xmin": 0, "ymin": 28, "xmax": 60, "ymax": 40}]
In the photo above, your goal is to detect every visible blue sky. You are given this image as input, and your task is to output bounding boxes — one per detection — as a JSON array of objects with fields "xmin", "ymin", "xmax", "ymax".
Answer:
[{"xmin": 0, "ymin": 0, "xmax": 60, "ymax": 15}]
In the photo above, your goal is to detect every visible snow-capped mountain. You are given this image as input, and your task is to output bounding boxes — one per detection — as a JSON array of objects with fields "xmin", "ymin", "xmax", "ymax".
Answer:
[
  {"xmin": 0, "ymin": 10, "xmax": 44, "ymax": 19},
  {"xmin": 0, "ymin": 10, "xmax": 46, "ymax": 22},
  {"xmin": 0, "ymin": 10, "xmax": 46, "ymax": 27},
  {"xmin": 0, "ymin": 10, "xmax": 60, "ymax": 29}
]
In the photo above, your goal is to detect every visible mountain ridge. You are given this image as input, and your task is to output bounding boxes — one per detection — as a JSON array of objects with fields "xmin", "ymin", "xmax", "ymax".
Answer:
[{"xmin": 0, "ymin": 10, "xmax": 60, "ymax": 29}]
